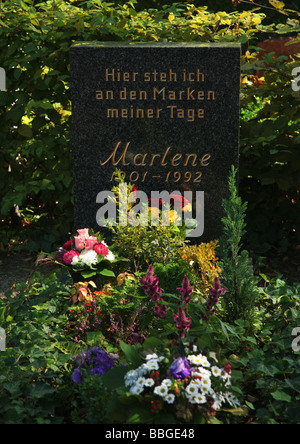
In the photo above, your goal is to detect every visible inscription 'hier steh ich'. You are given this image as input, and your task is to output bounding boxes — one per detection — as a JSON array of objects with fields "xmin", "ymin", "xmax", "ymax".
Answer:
[{"xmin": 95, "ymin": 68, "xmax": 216, "ymax": 122}]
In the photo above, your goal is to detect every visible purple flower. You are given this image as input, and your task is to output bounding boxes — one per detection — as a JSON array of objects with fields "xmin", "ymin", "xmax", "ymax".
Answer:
[
  {"xmin": 201, "ymin": 277, "xmax": 226, "ymax": 323},
  {"xmin": 71, "ymin": 367, "xmax": 83, "ymax": 384},
  {"xmin": 169, "ymin": 357, "xmax": 192, "ymax": 379},
  {"xmin": 173, "ymin": 306, "xmax": 191, "ymax": 339},
  {"xmin": 140, "ymin": 265, "xmax": 167, "ymax": 318},
  {"xmin": 140, "ymin": 265, "xmax": 162, "ymax": 302},
  {"xmin": 86, "ymin": 347, "xmax": 115, "ymax": 376},
  {"xmin": 71, "ymin": 347, "xmax": 115, "ymax": 384},
  {"xmin": 177, "ymin": 276, "xmax": 194, "ymax": 305},
  {"xmin": 154, "ymin": 303, "xmax": 167, "ymax": 319},
  {"xmin": 129, "ymin": 332, "xmax": 145, "ymax": 345}
]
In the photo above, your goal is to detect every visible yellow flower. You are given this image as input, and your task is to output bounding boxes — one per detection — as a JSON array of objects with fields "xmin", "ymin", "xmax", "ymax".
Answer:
[
  {"xmin": 149, "ymin": 206, "xmax": 160, "ymax": 221},
  {"xmin": 182, "ymin": 203, "xmax": 192, "ymax": 213},
  {"xmin": 162, "ymin": 210, "xmax": 181, "ymax": 225}
]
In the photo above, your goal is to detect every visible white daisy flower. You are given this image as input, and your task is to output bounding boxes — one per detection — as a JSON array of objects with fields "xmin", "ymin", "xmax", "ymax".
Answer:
[
  {"xmin": 136, "ymin": 377, "xmax": 146, "ymax": 387},
  {"xmin": 197, "ymin": 367, "xmax": 211, "ymax": 377},
  {"xmin": 153, "ymin": 384, "xmax": 169, "ymax": 397},
  {"xmin": 211, "ymin": 366, "xmax": 222, "ymax": 377},
  {"xmin": 194, "ymin": 394, "xmax": 207, "ymax": 404},
  {"xmin": 200, "ymin": 376, "xmax": 211, "ymax": 389},
  {"xmin": 145, "ymin": 353, "xmax": 158, "ymax": 361},
  {"xmin": 185, "ymin": 383, "xmax": 199, "ymax": 397},
  {"xmin": 144, "ymin": 378, "xmax": 155, "ymax": 387},
  {"xmin": 199, "ymin": 356, "xmax": 211, "ymax": 368},
  {"xmin": 220, "ymin": 368, "xmax": 231, "ymax": 384},
  {"xmin": 187, "ymin": 354, "xmax": 197, "ymax": 365},
  {"xmin": 165, "ymin": 393, "xmax": 175, "ymax": 404},
  {"xmin": 146, "ymin": 359, "xmax": 159, "ymax": 370},
  {"xmin": 161, "ymin": 379, "xmax": 172, "ymax": 388},
  {"xmin": 130, "ymin": 385, "xmax": 144, "ymax": 395},
  {"xmin": 201, "ymin": 385, "xmax": 211, "ymax": 395}
]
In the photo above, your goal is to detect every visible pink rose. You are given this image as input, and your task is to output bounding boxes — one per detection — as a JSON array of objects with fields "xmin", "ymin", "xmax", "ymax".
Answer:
[
  {"xmin": 84, "ymin": 236, "xmax": 98, "ymax": 250},
  {"xmin": 93, "ymin": 242, "xmax": 110, "ymax": 257},
  {"xmin": 74, "ymin": 229, "xmax": 88, "ymax": 250},
  {"xmin": 63, "ymin": 250, "xmax": 80, "ymax": 265},
  {"xmin": 74, "ymin": 228, "xmax": 98, "ymax": 251}
]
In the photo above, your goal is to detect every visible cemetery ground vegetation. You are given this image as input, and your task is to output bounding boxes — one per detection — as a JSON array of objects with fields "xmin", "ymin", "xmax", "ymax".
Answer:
[
  {"xmin": 0, "ymin": 168, "xmax": 300, "ymax": 424},
  {"xmin": 0, "ymin": 0, "xmax": 299, "ymax": 425}
]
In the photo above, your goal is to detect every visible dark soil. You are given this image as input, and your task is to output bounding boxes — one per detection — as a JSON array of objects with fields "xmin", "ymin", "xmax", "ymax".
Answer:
[{"xmin": 0, "ymin": 251, "xmax": 37, "ymax": 299}]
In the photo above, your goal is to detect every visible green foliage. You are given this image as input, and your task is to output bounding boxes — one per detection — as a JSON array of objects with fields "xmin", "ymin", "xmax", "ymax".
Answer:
[
  {"xmin": 1, "ymin": 0, "xmax": 296, "ymax": 251},
  {"xmin": 236, "ymin": 278, "xmax": 300, "ymax": 424},
  {"xmin": 0, "ymin": 254, "xmax": 300, "ymax": 423},
  {"xmin": 240, "ymin": 56, "xmax": 300, "ymax": 255},
  {"xmin": 153, "ymin": 261, "xmax": 192, "ymax": 294},
  {"xmin": 218, "ymin": 167, "xmax": 259, "ymax": 326},
  {"xmin": 0, "ymin": 270, "xmax": 77, "ymax": 424},
  {"xmin": 72, "ymin": 372, "xmax": 113, "ymax": 424}
]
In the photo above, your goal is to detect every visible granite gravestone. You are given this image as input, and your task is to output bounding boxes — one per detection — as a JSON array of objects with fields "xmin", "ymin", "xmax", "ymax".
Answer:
[{"xmin": 71, "ymin": 42, "xmax": 240, "ymax": 241}]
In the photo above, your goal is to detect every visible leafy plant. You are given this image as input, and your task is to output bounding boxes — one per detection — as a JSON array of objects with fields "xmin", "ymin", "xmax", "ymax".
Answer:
[
  {"xmin": 180, "ymin": 241, "xmax": 221, "ymax": 295},
  {"xmin": 0, "ymin": 270, "xmax": 77, "ymax": 424}
]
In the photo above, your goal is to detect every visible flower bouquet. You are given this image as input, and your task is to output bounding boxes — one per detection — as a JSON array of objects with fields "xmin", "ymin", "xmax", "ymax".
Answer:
[
  {"xmin": 121, "ymin": 346, "xmax": 241, "ymax": 424},
  {"xmin": 54, "ymin": 228, "xmax": 118, "ymax": 281}
]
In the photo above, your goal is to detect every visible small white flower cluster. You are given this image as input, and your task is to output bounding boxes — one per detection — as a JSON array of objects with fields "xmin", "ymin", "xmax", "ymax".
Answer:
[
  {"xmin": 184, "ymin": 354, "xmax": 238, "ymax": 408},
  {"xmin": 124, "ymin": 351, "xmax": 240, "ymax": 411},
  {"xmin": 71, "ymin": 242, "xmax": 115, "ymax": 267},
  {"xmin": 124, "ymin": 354, "xmax": 176, "ymax": 401},
  {"xmin": 73, "ymin": 249, "xmax": 98, "ymax": 266}
]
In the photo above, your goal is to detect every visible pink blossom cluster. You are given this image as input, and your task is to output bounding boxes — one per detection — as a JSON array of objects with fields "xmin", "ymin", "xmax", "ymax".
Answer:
[
  {"xmin": 140, "ymin": 265, "xmax": 167, "ymax": 318},
  {"xmin": 140, "ymin": 266, "xmax": 193, "ymax": 338},
  {"xmin": 60, "ymin": 229, "xmax": 112, "ymax": 266},
  {"xmin": 173, "ymin": 306, "xmax": 191, "ymax": 339},
  {"xmin": 173, "ymin": 275, "xmax": 193, "ymax": 338},
  {"xmin": 201, "ymin": 277, "xmax": 226, "ymax": 323}
]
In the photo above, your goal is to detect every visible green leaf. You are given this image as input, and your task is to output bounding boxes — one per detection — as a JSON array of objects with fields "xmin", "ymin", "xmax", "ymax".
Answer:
[
  {"xmin": 81, "ymin": 270, "xmax": 97, "ymax": 278},
  {"xmin": 120, "ymin": 341, "xmax": 143, "ymax": 367},
  {"xmin": 101, "ymin": 365, "xmax": 128, "ymax": 390},
  {"xmin": 18, "ymin": 124, "xmax": 33, "ymax": 138},
  {"xmin": 99, "ymin": 269, "xmax": 115, "ymax": 277},
  {"xmin": 271, "ymin": 390, "xmax": 292, "ymax": 403},
  {"xmin": 269, "ymin": 0, "xmax": 285, "ymax": 9}
]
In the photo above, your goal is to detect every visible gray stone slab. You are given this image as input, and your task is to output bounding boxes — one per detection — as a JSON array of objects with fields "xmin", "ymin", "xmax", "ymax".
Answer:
[{"xmin": 70, "ymin": 42, "xmax": 240, "ymax": 241}]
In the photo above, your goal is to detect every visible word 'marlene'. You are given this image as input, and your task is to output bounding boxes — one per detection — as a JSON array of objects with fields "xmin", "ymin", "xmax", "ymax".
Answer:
[{"xmin": 100, "ymin": 141, "xmax": 211, "ymax": 168}]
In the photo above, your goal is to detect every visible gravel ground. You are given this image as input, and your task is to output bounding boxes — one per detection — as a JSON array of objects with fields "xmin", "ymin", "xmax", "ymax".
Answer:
[{"xmin": 0, "ymin": 252, "xmax": 37, "ymax": 299}]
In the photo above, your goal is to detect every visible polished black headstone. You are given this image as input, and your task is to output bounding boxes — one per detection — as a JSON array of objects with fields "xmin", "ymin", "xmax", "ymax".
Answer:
[{"xmin": 70, "ymin": 42, "xmax": 240, "ymax": 240}]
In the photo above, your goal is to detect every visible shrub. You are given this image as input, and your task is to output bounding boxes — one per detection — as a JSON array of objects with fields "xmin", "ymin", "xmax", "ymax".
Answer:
[{"xmin": 180, "ymin": 241, "xmax": 221, "ymax": 295}]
